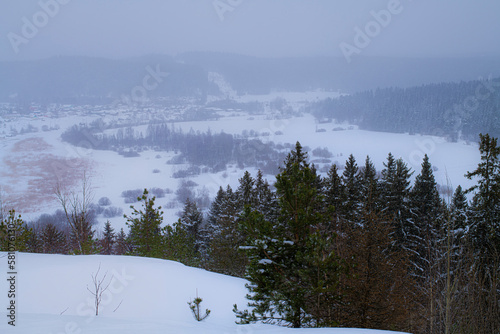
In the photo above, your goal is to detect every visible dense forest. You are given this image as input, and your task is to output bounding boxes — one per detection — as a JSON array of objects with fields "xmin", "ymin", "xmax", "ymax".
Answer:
[
  {"xmin": 2, "ymin": 134, "xmax": 499, "ymax": 333},
  {"xmin": 309, "ymin": 77, "xmax": 500, "ymax": 141}
]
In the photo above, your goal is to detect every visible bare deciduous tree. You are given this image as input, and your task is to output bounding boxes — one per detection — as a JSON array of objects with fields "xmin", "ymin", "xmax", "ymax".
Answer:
[
  {"xmin": 87, "ymin": 263, "xmax": 111, "ymax": 316},
  {"xmin": 55, "ymin": 171, "xmax": 95, "ymax": 254}
]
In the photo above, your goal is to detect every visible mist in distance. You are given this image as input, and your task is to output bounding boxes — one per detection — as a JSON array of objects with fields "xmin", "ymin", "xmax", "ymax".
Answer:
[{"xmin": 1, "ymin": 0, "xmax": 500, "ymax": 61}]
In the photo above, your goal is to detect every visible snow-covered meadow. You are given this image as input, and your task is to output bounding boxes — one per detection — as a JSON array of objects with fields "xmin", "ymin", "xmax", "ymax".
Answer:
[
  {"xmin": 0, "ymin": 103, "xmax": 480, "ymax": 230},
  {"xmin": 0, "ymin": 252, "xmax": 409, "ymax": 334}
]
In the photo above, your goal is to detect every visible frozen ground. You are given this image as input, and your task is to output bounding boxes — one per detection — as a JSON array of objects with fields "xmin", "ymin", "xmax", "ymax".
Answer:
[
  {"xmin": 0, "ymin": 110, "xmax": 480, "ymax": 230},
  {"xmin": 0, "ymin": 252, "xmax": 409, "ymax": 334}
]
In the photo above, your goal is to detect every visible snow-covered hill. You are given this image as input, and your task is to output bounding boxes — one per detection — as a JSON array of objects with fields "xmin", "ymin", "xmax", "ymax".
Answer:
[{"xmin": 0, "ymin": 252, "xmax": 408, "ymax": 334}]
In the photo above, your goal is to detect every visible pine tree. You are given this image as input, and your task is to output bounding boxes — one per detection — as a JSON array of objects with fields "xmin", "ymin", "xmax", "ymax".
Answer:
[
  {"xmin": 164, "ymin": 219, "xmax": 199, "ymax": 266},
  {"xmin": 0, "ymin": 210, "xmax": 33, "ymax": 252},
  {"xmin": 101, "ymin": 220, "xmax": 115, "ymax": 255},
  {"xmin": 236, "ymin": 142, "xmax": 342, "ymax": 328},
  {"xmin": 125, "ymin": 189, "xmax": 164, "ymax": 258}
]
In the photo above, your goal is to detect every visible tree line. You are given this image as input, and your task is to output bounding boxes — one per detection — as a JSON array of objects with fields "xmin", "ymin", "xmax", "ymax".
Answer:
[
  {"xmin": 1, "ymin": 135, "xmax": 499, "ymax": 332},
  {"xmin": 61, "ymin": 122, "xmax": 286, "ymax": 174},
  {"xmin": 309, "ymin": 77, "xmax": 500, "ymax": 142}
]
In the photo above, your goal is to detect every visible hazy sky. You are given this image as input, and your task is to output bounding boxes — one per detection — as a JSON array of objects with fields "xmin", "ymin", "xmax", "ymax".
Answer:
[{"xmin": 1, "ymin": 0, "xmax": 500, "ymax": 61}]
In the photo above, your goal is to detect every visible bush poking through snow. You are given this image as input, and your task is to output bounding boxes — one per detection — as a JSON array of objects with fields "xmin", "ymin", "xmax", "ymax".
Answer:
[{"xmin": 188, "ymin": 291, "xmax": 211, "ymax": 322}]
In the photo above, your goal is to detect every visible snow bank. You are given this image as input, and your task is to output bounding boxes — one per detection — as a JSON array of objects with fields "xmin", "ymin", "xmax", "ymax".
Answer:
[{"xmin": 0, "ymin": 252, "xmax": 408, "ymax": 334}]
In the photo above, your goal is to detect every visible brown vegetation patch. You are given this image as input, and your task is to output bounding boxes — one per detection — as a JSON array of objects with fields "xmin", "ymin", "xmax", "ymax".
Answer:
[
  {"xmin": 12, "ymin": 137, "xmax": 53, "ymax": 152},
  {"xmin": 1, "ymin": 153, "xmax": 92, "ymax": 214}
]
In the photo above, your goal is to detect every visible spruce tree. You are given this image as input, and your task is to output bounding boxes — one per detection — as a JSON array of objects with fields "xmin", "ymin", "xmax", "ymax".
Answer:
[
  {"xmin": 101, "ymin": 220, "xmax": 115, "ymax": 255},
  {"xmin": 125, "ymin": 189, "xmax": 164, "ymax": 258},
  {"xmin": 206, "ymin": 186, "xmax": 247, "ymax": 276},
  {"xmin": 199, "ymin": 186, "xmax": 226, "ymax": 258},
  {"xmin": 40, "ymin": 223, "xmax": 67, "ymax": 254},
  {"xmin": 409, "ymin": 154, "xmax": 443, "ymax": 278},
  {"xmin": 359, "ymin": 156, "xmax": 380, "ymax": 213},
  {"xmin": 114, "ymin": 228, "xmax": 131, "ymax": 255},
  {"xmin": 381, "ymin": 154, "xmax": 414, "ymax": 251},
  {"xmin": 179, "ymin": 198, "xmax": 204, "ymax": 251},
  {"xmin": 237, "ymin": 171, "xmax": 256, "ymax": 207},
  {"xmin": 254, "ymin": 170, "xmax": 278, "ymax": 222},
  {"xmin": 465, "ymin": 133, "xmax": 500, "ymax": 266},
  {"xmin": 341, "ymin": 154, "xmax": 361, "ymax": 222},
  {"xmin": 236, "ymin": 142, "xmax": 342, "ymax": 328}
]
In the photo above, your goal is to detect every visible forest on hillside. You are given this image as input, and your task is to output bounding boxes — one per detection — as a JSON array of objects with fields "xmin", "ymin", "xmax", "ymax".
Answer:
[
  {"xmin": 309, "ymin": 77, "xmax": 500, "ymax": 141},
  {"xmin": 2, "ymin": 134, "xmax": 499, "ymax": 333}
]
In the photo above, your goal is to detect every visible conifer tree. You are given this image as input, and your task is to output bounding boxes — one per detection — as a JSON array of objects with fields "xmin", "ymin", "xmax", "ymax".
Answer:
[
  {"xmin": 254, "ymin": 170, "xmax": 278, "ymax": 222},
  {"xmin": 0, "ymin": 210, "xmax": 33, "ymax": 252},
  {"xmin": 206, "ymin": 186, "xmax": 247, "ymax": 276},
  {"xmin": 450, "ymin": 185, "xmax": 468, "ymax": 240},
  {"xmin": 465, "ymin": 133, "xmax": 500, "ymax": 266},
  {"xmin": 237, "ymin": 171, "xmax": 256, "ymax": 207},
  {"xmin": 164, "ymin": 219, "xmax": 199, "ymax": 266},
  {"xmin": 324, "ymin": 164, "xmax": 345, "ymax": 232},
  {"xmin": 409, "ymin": 154, "xmax": 444, "ymax": 333},
  {"xmin": 359, "ymin": 156, "xmax": 380, "ymax": 213},
  {"xmin": 409, "ymin": 154, "xmax": 443, "ymax": 278},
  {"xmin": 341, "ymin": 154, "xmax": 361, "ymax": 222},
  {"xmin": 381, "ymin": 154, "xmax": 413, "ymax": 251},
  {"xmin": 199, "ymin": 186, "xmax": 226, "ymax": 261},
  {"xmin": 114, "ymin": 228, "xmax": 131, "ymax": 255},
  {"xmin": 125, "ymin": 189, "xmax": 164, "ymax": 258},
  {"xmin": 40, "ymin": 223, "xmax": 67, "ymax": 254},
  {"xmin": 236, "ymin": 142, "xmax": 342, "ymax": 328},
  {"xmin": 101, "ymin": 220, "xmax": 115, "ymax": 255},
  {"xmin": 179, "ymin": 198, "xmax": 204, "ymax": 252}
]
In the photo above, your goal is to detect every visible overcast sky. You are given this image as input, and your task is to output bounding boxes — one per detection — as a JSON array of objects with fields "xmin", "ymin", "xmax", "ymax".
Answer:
[{"xmin": 1, "ymin": 0, "xmax": 500, "ymax": 61}]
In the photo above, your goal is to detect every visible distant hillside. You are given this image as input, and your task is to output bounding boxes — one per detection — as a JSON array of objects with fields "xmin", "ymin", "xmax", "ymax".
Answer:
[
  {"xmin": 0, "ymin": 55, "xmax": 208, "ymax": 104},
  {"xmin": 1, "ymin": 54, "xmax": 500, "ymax": 104},
  {"xmin": 308, "ymin": 77, "xmax": 500, "ymax": 141},
  {"xmin": 178, "ymin": 52, "xmax": 500, "ymax": 94}
]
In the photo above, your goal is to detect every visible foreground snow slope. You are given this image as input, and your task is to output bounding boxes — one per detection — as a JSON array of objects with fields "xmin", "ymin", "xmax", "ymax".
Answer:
[{"xmin": 0, "ymin": 253, "xmax": 408, "ymax": 334}]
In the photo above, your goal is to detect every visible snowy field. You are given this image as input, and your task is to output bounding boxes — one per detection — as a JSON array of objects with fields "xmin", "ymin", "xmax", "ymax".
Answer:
[
  {"xmin": 0, "ymin": 252, "xmax": 409, "ymax": 334},
  {"xmin": 0, "ymin": 108, "xmax": 480, "ymax": 230}
]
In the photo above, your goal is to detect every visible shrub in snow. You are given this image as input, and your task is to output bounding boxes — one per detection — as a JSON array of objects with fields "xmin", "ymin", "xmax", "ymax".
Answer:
[
  {"xmin": 121, "ymin": 189, "xmax": 143, "ymax": 203},
  {"xmin": 98, "ymin": 197, "xmax": 112, "ymax": 206},
  {"xmin": 102, "ymin": 207, "xmax": 123, "ymax": 218},
  {"xmin": 150, "ymin": 187, "xmax": 166, "ymax": 198}
]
